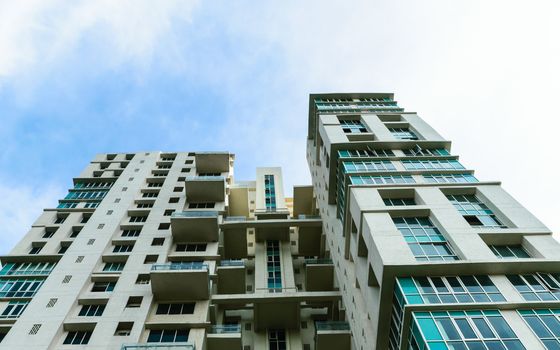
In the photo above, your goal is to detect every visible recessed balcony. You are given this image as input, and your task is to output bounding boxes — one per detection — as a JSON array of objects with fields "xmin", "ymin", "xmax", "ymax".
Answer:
[
  {"xmin": 216, "ymin": 260, "xmax": 246, "ymax": 294},
  {"xmin": 171, "ymin": 211, "xmax": 219, "ymax": 242},
  {"xmin": 185, "ymin": 176, "xmax": 226, "ymax": 202},
  {"xmin": 305, "ymin": 259, "xmax": 334, "ymax": 291},
  {"xmin": 121, "ymin": 343, "xmax": 195, "ymax": 350},
  {"xmin": 194, "ymin": 152, "xmax": 230, "ymax": 174},
  {"xmin": 150, "ymin": 262, "xmax": 209, "ymax": 300},
  {"xmin": 206, "ymin": 324, "xmax": 242, "ymax": 350},
  {"xmin": 315, "ymin": 321, "xmax": 352, "ymax": 350}
]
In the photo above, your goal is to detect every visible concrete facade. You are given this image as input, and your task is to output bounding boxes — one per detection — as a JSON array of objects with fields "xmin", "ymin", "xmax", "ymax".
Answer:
[
  {"xmin": 0, "ymin": 152, "xmax": 349, "ymax": 350},
  {"xmin": 307, "ymin": 93, "xmax": 560, "ymax": 350}
]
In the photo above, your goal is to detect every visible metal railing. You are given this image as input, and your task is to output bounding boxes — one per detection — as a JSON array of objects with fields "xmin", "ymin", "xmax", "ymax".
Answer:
[
  {"xmin": 223, "ymin": 216, "xmax": 248, "ymax": 222},
  {"xmin": 315, "ymin": 321, "xmax": 351, "ymax": 331},
  {"xmin": 209, "ymin": 324, "xmax": 241, "ymax": 334},
  {"xmin": 171, "ymin": 211, "xmax": 218, "ymax": 218},
  {"xmin": 121, "ymin": 344, "xmax": 195, "ymax": 350},
  {"xmin": 186, "ymin": 175, "xmax": 225, "ymax": 181},
  {"xmin": 297, "ymin": 214, "xmax": 321, "ymax": 220},
  {"xmin": 151, "ymin": 262, "xmax": 208, "ymax": 271},
  {"xmin": 219, "ymin": 260, "xmax": 244, "ymax": 267},
  {"xmin": 305, "ymin": 258, "xmax": 333, "ymax": 265}
]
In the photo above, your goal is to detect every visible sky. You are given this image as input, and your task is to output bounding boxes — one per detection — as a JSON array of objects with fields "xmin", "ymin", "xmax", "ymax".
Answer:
[{"xmin": 0, "ymin": 0, "xmax": 559, "ymax": 253}]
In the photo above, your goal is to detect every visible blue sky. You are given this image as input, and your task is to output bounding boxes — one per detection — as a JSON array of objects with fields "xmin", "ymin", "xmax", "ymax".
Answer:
[{"xmin": 1, "ymin": 0, "xmax": 559, "ymax": 253}]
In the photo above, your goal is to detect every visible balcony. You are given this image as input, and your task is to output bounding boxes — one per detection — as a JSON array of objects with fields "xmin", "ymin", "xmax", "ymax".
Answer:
[
  {"xmin": 298, "ymin": 225, "xmax": 323, "ymax": 256},
  {"xmin": 194, "ymin": 152, "xmax": 230, "ymax": 173},
  {"xmin": 121, "ymin": 344, "xmax": 195, "ymax": 350},
  {"xmin": 217, "ymin": 260, "xmax": 246, "ymax": 294},
  {"xmin": 185, "ymin": 176, "xmax": 226, "ymax": 202},
  {"xmin": 150, "ymin": 263, "xmax": 209, "ymax": 300},
  {"xmin": 305, "ymin": 259, "xmax": 334, "ymax": 291},
  {"xmin": 171, "ymin": 211, "xmax": 219, "ymax": 242},
  {"xmin": 206, "ymin": 325, "xmax": 242, "ymax": 350},
  {"xmin": 315, "ymin": 321, "xmax": 351, "ymax": 350}
]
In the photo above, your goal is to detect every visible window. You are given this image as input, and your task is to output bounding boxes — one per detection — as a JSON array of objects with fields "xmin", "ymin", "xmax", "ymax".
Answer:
[
  {"xmin": 103, "ymin": 262, "xmax": 125, "ymax": 272},
  {"xmin": 144, "ymin": 255, "xmax": 158, "ymax": 264},
  {"xmin": 338, "ymin": 149, "xmax": 395, "ymax": 158},
  {"xmin": 0, "ymin": 279, "xmax": 44, "ymax": 298},
  {"xmin": 156, "ymin": 303, "xmax": 195, "ymax": 315},
  {"xmin": 447, "ymin": 194, "xmax": 505, "ymax": 228},
  {"xmin": 402, "ymin": 159, "xmax": 464, "ymax": 170},
  {"xmin": 135, "ymin": 274, "xmax": 150, "ymax": 285},
  {"xmin": 388, "ymin": 127, "xmax": 418, "ymax": 140},
  {"xmin": 268, "ymin": 329, "xmax": 287, "ymax": 350},
  {"xmin": 393, "ymin": 217, "xmax": 458, "ymax": 261},
  {"xmin": 57, "ymin": 202, "xmax": 77, "ymax": 209},
  {"xmin": 151, "ymin": 238, "xmax": 165, "ymax": 246},
  {"xmin": 63, "ymin": 330, "xmax": 92, "ymax": 345},
  {"xmin": 383, "ymin": 198, "xmax": 415, "ymax": 206},
  {"xmin": 136, "ymin": 202, "xmax": 154, "ymax": 208},
  {"xmin": 78, "ymin": 304, "xmax": 105, "ymax": 316},
  {"xmin": 423, "ymin": 174, "xmax": 478, "ymax": 183},
  {"xmin": 126, "ymin": 296, "xmax": 143, "ymax": 308},
  {"xmin": 43, "ymin": 228, "xmax": 57, "ymax": 238},
  {"xmin": 0, "ymin": 301, "xmax": 29, "ymax": 319},
  {"xmin": 188, "ymin": 203, "xmax": 215, "ymax": 209},
  {"xmin": 81, "ymin": 215, "xmax": 91, "ymax": 224},
  {"xmin": 158, "ymin": 223, "xmax": 170, "ymax": 230},
  {"xmin": 115, "ymin": 322, "xmax": 133, "ymax": 336},
  {"xmin": 175, "ymin": 244, "xmax": 207, "ymax": 252},
  {"xmin": 403, "ymin": 147, "xmax": 450, "ymax": 157},
  {"xmin": 490, "ymin": 245, "xmax": 530, "ymax": 259},
  {"xmin": 129, "ymin": 215, "xmax": 147, "ymax": 223},
  {"xmin": 29, "ymin": 246, "xmax": 43, "ymax": 255},
  {"xmin": 409, "ymin": 310, "xmax": 523, "ymax": 350},
  {"xmin": 507, "ymin": 274, "xmax": 560, "ymax": 301},
  {"xmin": 54, "ymin": 215, "xmax": 67, "ymax": 224},
  {"xmin": 267, "ymin": 241, "xmax": 282, "ymax": 292},
  {"xmin": 158, "ymin": 164, "xmax": 172, "ymax": 169},
  {"xmin": 147, "ymin": 182, "xmax": 163, "ymax": 188},
  {"xmin": 142, "ymin": 192, "xmax": 158, "ymax": 198},
  {"xmin": 70, "ymin": 227, "xmax": 82, "ymax": 238},
  {"xmin": 396, "ymin": 275, "xmax": 505, "ymax": 305},
  {"xmin": 91, "ymin": 281, "xmax": 116, "ymax": 292},
  {"xmin": 0, "ymin": 262, "xmax": 56, "ymax": 276},
  {"xmin": 57, "ymin": 244, "xmax": 69, "ymax": 254},
  {"xmin": 169, "ymin": 197, "xmax": 179, "ymax": 203},
  {"xmin": 164, "ymin": 209, "xmax": 176, "ymax": 216},
  {"xmin": 350, "ymin": 175, "xmax": 415, "ymax": 185},
  {"xmin": 342, "ymin": 160, "xmax": 395, "ymax": 172},
  {"xmin": 339, "ymin": 119, "xmax": 368, "ymax": 133},
  {"xmin": 121, "ymin": 229, "xmax": 141, "ymax": 237},
  {"xmin": 113, "ymin": 244, "xmax": 134, "ymax": 253},
  {"xmin": 519, "ymin": 309, "xmax": 560, "ymax": 349},
  {"xmin": 147, "ymin": 329, "xmax": 189, "ymax": 343}
]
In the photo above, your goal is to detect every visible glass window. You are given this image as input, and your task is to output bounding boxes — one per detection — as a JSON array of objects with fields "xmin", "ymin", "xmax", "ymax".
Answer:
[
  {"xmin": 338, "ymin": 149, "xmax": 395, "ymax": 158},
  {"xmin": 490, "ymin": 245, "xmax": 530, "ymax": 259},
  {"xmin": 343, "ymin": 160, "xmax": 395, "ymax": 173},
  {"xmin": 423, "ymin": 174, "xmax": 478, "ymax": 183},
  {"xmin": 508, "ymin": 274, "xmax": 560, "ymax": 301},
  {"xmin": 447, "ymin": 195, "xmax": 505, "ymax": 228},
  {"xmin": 403, "ymin": 159, "xmax": 464, "ymax": 170},
  {"xmin": 63, "ymin": 331, "xmax": 92, "ymax": 345},
  {"xmin": 339, "ymin": 120, "xmax": 368, "ymax": 133},
  {"xmin": 409, "ymin": 311, "xmax": 524, "ymax": 350},
  {"xmin": 388, "ymin": 127, "xmax": 419, "ymax": 140},
  {"xmin": 147, "ymin": 329, "xmax": 189, "ymax": 343},
  {"xmin": 393, "ymin": 217, "xmax": 458, "ymax": 261},
  {"xmin": 383, "ymin": 198, "xmax": 416, "ymax": 206}
]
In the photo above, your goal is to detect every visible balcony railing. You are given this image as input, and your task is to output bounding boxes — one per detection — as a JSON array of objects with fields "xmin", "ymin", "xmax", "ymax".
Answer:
[
  {"xmin": 223, "ymin": 216, "xmax": 248, "ymax": 222},
  {"xmin": 297, "ymin": 214, "xmax": 321, "ymax": 220},
  {"xmin": 186, "ymin": 175, "xmax": 225, "ymax": 181},
  {"xmin": 121, "ymin": 344, "xmax": 195, "ymax": 350},
  {"xmin": 315, "ymin": 321, "xmax": 351, "ymax": 331},
  {"xmin": 209, "ymin": 324, "xmax": 241, "ymax": 334},
  {"xmin": 305, "ymin": 259, "xmax": 333, "ymax": 265},
  {"xmin": 151, "ymin": 262, "xmax": 208, "ymax": 271},
  {"xmin": 219, "ymin": 260, "xmax": 244, "ymax": 267},
  {"xmin": 171, "ymin": 211, "xmax": 218, "ymax": 218}
]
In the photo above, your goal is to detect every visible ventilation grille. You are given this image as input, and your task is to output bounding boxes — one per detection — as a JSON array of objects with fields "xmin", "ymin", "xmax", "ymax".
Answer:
[
  {"xmin": 62, "ymin": 275, "xmax": 72, "ymax": 284},
  {"xmin": 87, "ymin": 239, "xmax": 95, "ymax": 245},
  {"xmin": 29, "ymin": 324, "xmax": 41, "ymax": 335},
  {"xmin": 75, "ymin": 256, "xmax": 84, "ymax": 263},
  {"xmin": 46, "ymin": 298, "xmax": 58, "ymax": 308}
]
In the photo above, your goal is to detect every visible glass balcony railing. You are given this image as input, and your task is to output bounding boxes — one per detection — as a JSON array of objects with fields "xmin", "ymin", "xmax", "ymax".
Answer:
[
  {"xmin": 219, "ymin": 260, "xmax": 244, "ymax": 267},
  {"xmin": 305, "ymin": 258, "xmax": 333, "ymax": 265},
  {"xmin": 223, "ymin": 216, "xmax": 248, "ymax": 222},
  {"xmin": 171, "ymin": 211, "xmax": 218, "ymax": 219},
  {"xmin": 297, "ymin": 214, "xmax": 321, "ymax": 220},
  {"xmin": 209, "ymin": 324, "xmax": 241, "ymax": 334},
  {"xmin": 186, "ymin": 175, "xmax": 225, "ymax": 181},
  {"xmin": 315, "ymin": 321, "xmax": 351, "ymax": 331},
  {"xmin": 151, "ymin": 262, "xmax": 208, "ymax": 271},
  {"xmin": 121, "ymin": 344, "xmax": 195, "ymax": 350}
]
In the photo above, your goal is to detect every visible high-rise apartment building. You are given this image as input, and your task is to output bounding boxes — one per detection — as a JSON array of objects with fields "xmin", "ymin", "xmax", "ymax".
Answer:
[
  {"xmin": 1, "ymin": 93, "xmax": 558, "ymax": 350},
  {"xmin": 0, "ymin": 151, "xmax": 347, "ymax": 350},
  {"xmin": 307, "ymin": 93, "xmax": 560, "ymax": 350}
]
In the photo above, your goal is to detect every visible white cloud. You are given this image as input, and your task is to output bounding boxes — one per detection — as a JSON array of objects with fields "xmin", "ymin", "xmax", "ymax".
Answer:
[
  {"xmin": 0, "ymin": 181, "xmax": 63, "ymax": 254},
  {"xmin": 0, "ymin": 0, "xmax": 199, "ymax": 79}
]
